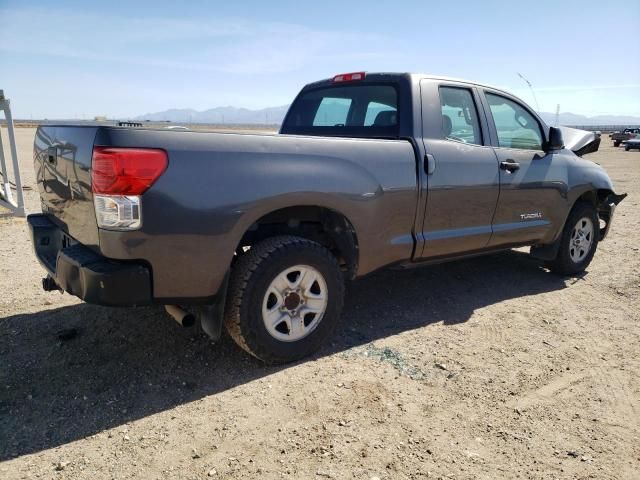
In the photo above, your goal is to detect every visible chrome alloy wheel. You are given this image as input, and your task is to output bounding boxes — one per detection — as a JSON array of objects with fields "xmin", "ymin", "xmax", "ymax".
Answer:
[
  {"xmin": 261, "ymin": 265, "xmax": 328, "ymax": 342},
  {"xmin": 569, "ymin": 217, "xmax": 594, "ymax": 263}
]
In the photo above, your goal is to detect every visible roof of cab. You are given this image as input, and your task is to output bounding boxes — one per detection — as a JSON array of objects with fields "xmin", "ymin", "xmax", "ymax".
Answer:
[{"xmin": 303, "ymin": 72, "xmax": 515, "ymax": 98}]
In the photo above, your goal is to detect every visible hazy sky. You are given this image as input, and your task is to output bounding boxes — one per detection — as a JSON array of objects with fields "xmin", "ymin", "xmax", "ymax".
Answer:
[{"xmin": 1, "ymin": 0, "xmax": 639, "ymax": 119}]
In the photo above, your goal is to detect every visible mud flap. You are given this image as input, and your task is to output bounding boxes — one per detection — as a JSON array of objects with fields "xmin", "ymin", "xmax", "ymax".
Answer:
[
  {"xmin": 198, "ymin": 273, "xmax": 230, "ymax": 342},
  {"xmin": 530, "ymin": 241, "xmax": 561, "ymax": 261}
]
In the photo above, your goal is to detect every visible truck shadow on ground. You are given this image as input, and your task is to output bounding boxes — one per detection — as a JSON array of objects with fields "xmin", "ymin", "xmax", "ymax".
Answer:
[{"xmin": 0, "ymin": 250, "xmax": 570, "ymax": 460}]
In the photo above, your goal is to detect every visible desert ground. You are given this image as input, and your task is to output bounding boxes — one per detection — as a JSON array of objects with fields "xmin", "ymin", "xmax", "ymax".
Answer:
[{"xmin": 1, "ymin": 127, "xmax": 639, "ymax": 479}]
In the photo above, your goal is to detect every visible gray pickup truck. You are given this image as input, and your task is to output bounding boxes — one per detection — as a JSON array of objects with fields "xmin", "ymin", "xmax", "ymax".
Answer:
[
  {"xmin": 611, "ymin": 128, "xmax": 640, "ymax": 147},
  {"xmin": 28, "ymin": 72, "xmax": 626, "ymax": 363}
]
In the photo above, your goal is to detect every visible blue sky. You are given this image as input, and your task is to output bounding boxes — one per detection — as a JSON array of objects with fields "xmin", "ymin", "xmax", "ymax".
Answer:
[{"xmin": 1, "ymin": 0, "xmax": 639, "ymax": 119}]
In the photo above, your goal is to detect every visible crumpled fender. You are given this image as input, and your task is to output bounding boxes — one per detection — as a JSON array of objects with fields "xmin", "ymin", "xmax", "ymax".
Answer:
[
  {"xmin": 560, "ymin": 126, "xmax": 601, "ymax": 156},
  {"xmin": 597, "ymin": 192, "xmax": 627, "ymax": 240}
]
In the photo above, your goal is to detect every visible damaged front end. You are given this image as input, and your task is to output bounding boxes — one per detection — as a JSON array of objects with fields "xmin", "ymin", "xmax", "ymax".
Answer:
[
  {"xmin": 560, "ymin": 126, "xmax": 601, "ymax": 156},
  {"xmin": 598, "ymin": 192, "xmax": 627, "ymax": 240},
  {"xmin": 559, "ymin": 127, "xmax": 627, "ymax": 240}
]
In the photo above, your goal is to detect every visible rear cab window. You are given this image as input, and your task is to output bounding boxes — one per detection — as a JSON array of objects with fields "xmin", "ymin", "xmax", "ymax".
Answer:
[
  {"xmin": 439, "ymin": 87, "xmax": 483, "ymax": 145},
  {"xmin": 281, "ymin": 84, "xmax": 399, "ymax": 138}
]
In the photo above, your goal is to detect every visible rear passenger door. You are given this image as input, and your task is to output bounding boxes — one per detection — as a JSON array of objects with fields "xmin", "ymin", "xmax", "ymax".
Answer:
[
  {"xmin": 480, "ymin": 90, "xmax": 562, "ymax": 246},
  {"xmin": 418, "ymin": 80, "xmax": 500, "ymax": 258}
]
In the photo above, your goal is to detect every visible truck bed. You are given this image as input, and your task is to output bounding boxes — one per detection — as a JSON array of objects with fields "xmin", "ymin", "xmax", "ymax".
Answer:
[{"xmin": 33, "ymin": 125, "xmax": 418, "ymax": 301}]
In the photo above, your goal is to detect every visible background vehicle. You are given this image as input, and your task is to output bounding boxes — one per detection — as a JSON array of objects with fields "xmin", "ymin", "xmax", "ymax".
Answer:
[
  {"xmin": 624, "ymin": 136, "xmax": 640, "ymax": 151},
  {"xmin": 611, "ymin": 127, "xmax": 640, "ymax": 147},
  {"xmin": 28, "ymin": 72, "xmax": 626, "ymax": 363}
]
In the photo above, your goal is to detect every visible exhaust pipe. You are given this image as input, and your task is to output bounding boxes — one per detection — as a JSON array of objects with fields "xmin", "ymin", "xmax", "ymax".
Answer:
[{"xmin": 164, "ymin": 305, "xmax": 196, "ymax": 328}]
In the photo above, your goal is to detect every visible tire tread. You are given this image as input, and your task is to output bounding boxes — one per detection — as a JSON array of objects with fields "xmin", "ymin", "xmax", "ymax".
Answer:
[
  {"xmin": 224, "ymin": 235, "xmax": 343, "ymax": 363},
  {"xmin": 546, "ymin": 201, "xmax": 599, "ymax": 275}
]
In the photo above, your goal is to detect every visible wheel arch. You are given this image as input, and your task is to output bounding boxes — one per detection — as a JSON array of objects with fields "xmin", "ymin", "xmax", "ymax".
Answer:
[
  {"xmin": 233, "ymin": 204, "xmax": 360, "ymax": 279},
  {"xmin": 569, "ymin": 187, "xmax": 625, "ymax": 241},
  {"xmin": 534, "ymin": 186, "xmax": 617, "ymax": 261},
  {"xmin": 574, "ymin": 188, "xmax": 614, "ymax": 207}
]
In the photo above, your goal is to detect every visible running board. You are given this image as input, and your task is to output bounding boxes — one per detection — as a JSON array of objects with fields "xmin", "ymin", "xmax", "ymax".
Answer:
[{"xmin": 0, "ymin": 90, "xmax": 26, "ymax": 217}]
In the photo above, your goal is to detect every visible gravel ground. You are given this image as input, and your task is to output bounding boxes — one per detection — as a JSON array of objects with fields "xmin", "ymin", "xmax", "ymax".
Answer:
[{"xmin": 1, "ymin": 127, "xmax": 639, "ymax": 479}]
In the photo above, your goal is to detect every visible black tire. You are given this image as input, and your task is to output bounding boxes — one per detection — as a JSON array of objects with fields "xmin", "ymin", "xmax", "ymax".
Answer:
[
  {"xmin": 625, "ymin": 145, "xmax": 630, "ymax": 151},
  {"xmin": 614, "ymin": 140, "xmax": 620, "ymax": 147},
  {"xmin": 224, "ymin": 235, "xmax": 345, "ymax": 364},
  {"xmin": 546, "ymin": 202, "xmax": 599, "ymax": 275}
]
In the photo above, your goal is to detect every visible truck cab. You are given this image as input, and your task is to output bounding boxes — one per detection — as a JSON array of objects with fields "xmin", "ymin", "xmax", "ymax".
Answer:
[{"xmin": 281, "ymin": 72, "xmax": 618, "ymax": 260}]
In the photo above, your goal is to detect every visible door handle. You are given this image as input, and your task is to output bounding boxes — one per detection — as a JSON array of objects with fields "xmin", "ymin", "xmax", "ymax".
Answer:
[
  {"xmin": 500, "ymin": 159, "xmax": 520, "ymax": 172},
  {"xmin": 425, "ymin": 154, "xmax": 436, "ymax": 175}
]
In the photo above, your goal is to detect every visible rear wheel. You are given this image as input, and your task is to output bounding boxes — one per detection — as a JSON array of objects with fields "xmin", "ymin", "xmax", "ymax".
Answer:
[
  {"xmin": 614, "ymin": 140, "xmax": 621, "ymax": 147},
  {"xmin": 625, "ymin": 145, "xmax": 630, "ymax": 151},
  {"xmin": 546, "ymin": 202, "xmax": 599, "ymax": 275},
  {"xmin": 224, "ymin": 236, "xmax": 344, "ymax": 364}
]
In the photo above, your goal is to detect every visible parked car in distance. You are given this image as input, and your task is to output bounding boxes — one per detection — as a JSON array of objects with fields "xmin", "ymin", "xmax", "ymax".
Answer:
[
  {"xmin": 28, "ymin": 72, "xmax": 626, "ymax": 363},
  {"xmin": 624, "ymin": 136, "xmax": 640, "ymax": 151},
  {"xmin": 611, "ymin": 128, "xmax": 640, "ymax": 147}
]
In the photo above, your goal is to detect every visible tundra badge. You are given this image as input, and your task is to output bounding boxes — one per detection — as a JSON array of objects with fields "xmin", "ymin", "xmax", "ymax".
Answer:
[{"xmin": 520, "ymin": 212, "xmax": 543, "ymax": 220}]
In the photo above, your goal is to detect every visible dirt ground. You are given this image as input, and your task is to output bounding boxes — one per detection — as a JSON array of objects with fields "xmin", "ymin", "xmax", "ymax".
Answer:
[{"xmin": 1, "ymin": 127, "xmax": 639, "ymax": 480}]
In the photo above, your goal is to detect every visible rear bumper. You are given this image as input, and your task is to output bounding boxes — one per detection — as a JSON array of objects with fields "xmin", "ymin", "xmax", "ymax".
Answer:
[{"xmin": 27, "ymin": 214, "xmax": 152, "ymax": 306}]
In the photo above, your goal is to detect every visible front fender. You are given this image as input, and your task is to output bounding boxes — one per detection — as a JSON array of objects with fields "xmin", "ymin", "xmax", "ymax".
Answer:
[{"xmin": 567, "ymin": 160, "xmax": 617, "ymax": 207}]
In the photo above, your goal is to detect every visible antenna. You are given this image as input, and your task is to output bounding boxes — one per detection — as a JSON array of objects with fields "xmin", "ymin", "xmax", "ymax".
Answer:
[{"xmin": 517, "ymin": 72, "xmax": 541, "ymax": 112}]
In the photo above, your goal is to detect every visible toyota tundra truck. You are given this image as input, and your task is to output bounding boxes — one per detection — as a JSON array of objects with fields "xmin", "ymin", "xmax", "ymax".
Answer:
[{"xmin": 28, "ymin": 72, "xmax": 626, "ymax": 363}]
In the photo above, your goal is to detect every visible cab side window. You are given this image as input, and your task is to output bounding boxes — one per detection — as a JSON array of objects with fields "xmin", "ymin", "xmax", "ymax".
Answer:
[
  {"xmin": 439, "ymin": 87, "xmax": 483, "ymax": 145},
  {"xmin": 364, "ymin": 101, "xmax": 397, "ymax": 126},
  {"xmin": 486, "ymin": 93, "xmax": 543, "ymax": 150}
]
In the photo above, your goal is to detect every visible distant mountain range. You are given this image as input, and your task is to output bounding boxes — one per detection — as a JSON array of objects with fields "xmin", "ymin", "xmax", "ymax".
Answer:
[
  {"xmin": 538, "ymin": 112, "xmax": 640, "ymax": 127},
  {"xmin": 135, "ymin": 105, "xmax": 640, "ymax": 127},
  {"xmin": 135, "ymin": 105, "xmax": 289, "ymax": 124}
]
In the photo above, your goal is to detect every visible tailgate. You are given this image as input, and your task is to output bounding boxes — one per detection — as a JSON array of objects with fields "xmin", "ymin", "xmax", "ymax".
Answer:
[{"xmin": 33, "ymin": 126, "xmax": 99, "ymax": 248}]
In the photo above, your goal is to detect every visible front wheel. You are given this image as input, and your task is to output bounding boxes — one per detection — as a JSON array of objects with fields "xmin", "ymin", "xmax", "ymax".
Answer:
[
  {"xmin": 546, "ymin": 202, "xmax": 599, "ymax": 275},
  {"xmin": 224, "ymin": 236, "xmax": 345, "ymax": 364},
  {"xmin": 614, "ymin": 140, "xmax": 621, "ymax": 147},
  {"xmin": 625, "ymin": 145, "xmax": 630, "ymax": 151}
]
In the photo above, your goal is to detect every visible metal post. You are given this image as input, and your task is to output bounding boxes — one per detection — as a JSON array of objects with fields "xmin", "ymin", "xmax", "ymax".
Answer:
[{"xmin": 0, "ymin": 89, "xmax": 26, "ymax": 217}]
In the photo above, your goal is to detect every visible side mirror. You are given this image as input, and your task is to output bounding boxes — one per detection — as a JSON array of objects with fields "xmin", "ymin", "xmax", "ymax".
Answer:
[{"xmin": 547, "ymin": 127, "xmax": 564, "ymax": 151}]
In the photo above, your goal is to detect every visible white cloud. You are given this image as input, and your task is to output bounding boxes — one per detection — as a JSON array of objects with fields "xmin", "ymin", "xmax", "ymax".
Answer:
[{"xmin": 0, "ymin": 7, "xmax": 395, "ymax": 75}]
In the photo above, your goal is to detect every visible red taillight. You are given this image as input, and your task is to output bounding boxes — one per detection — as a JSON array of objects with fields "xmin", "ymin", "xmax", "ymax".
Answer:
[
  {"xmin": 91, "ymin": 147, "xmax": 168, "ymax": 195},
  {"xmin": 332, "ymin": 71, "xmax": 366, "ymax": 83}
]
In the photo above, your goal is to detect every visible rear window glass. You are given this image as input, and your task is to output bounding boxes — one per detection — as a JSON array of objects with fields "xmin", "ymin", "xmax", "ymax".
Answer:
[
  {"xmin": 313, "ymin": 98, "xmax": 352, "ymax": 126},
  {"xmin": 282, "ymin": 84, "xmax": 399, "ymax": 138}
]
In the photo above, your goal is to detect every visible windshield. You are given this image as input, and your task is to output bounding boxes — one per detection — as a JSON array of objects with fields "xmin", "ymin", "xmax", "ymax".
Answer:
[{"xmin": 281, "ymin": 84, "xmax": 399, "ymax": 138}]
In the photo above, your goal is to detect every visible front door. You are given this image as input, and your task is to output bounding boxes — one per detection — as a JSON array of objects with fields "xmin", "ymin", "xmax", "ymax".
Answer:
[
  {"xmin": 419, "ymin": 81, "xmax": 500, "ymax": 258},
  {"xmin": 480, "ymin": 91, "xmax": 562, "ymax": 246}
]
